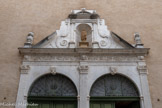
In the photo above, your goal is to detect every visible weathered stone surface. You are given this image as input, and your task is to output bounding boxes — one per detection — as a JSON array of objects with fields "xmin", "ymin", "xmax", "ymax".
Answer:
[
  {"xmin": 0, "ymin": 1, "xmax": 162, "ymax": 108},
  {"xmin": 15, "ymin": 8, "xmax": 152, "ymax": 108}
]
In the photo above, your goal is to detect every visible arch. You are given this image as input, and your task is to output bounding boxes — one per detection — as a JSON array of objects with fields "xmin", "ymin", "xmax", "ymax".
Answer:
[
  {"xmin": 90, "ymin": 74, "xmax": 139, "ymax": 97},
  {"xmin": 28, "ymin": 74, "xmax": 77, "ymax": 97}
]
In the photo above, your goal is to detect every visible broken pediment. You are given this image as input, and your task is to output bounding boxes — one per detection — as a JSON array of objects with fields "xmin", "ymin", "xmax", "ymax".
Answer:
[{"xmin": 21, "ymin": 8, "xmax": 148, "ymax": 53}]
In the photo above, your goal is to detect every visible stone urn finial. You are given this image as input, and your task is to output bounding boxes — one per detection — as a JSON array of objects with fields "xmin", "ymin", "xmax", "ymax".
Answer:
[
  {"xmin": 134, "ymin": 32, "xmax": 144, "ymax": 48},
  {"xmin": 24, "ymin": 32, "xmax": 34, "ymax": 48}
]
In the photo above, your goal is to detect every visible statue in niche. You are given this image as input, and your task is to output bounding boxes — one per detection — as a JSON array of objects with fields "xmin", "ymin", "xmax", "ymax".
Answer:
[
  {"xmin": 81, "ymin": 30, "xmax": 87, "ymax": 42},
  {"xmin": 79, "ymin": 30, "xmax": 89, "ymax": 48}
]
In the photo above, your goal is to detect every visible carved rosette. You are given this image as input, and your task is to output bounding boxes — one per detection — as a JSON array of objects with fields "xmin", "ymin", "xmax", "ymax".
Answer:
[
  {"xmin": 100, "ymin": 40, "xmax": 107, "ymax": 47},
  {"xmin": 55, "ymin": 37, "xmax": 69, "ymax": 48},
  {"xmin": 60, "ymin": 40, "xmax": 68, "ymax": 46},
  {"xmin": 78, "ymin": 65, "xmax": 89, "ymax": 74},
  {"xmin": 20, "ymin": 65, "xmax": 30, "ymax": 74}
]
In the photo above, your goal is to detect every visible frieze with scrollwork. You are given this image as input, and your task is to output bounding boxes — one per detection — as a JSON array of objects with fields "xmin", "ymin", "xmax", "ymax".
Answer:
[{"xmin": 23, "ymin": 55, "xmax": 139, "ymax": 62}]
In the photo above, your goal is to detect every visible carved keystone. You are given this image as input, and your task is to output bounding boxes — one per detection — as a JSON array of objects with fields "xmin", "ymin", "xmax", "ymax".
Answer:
[
  {"xmin": 50, "ymin": 66, "xmax": 57, "ymax": 75},
  {"xmin": 78, "ymin": 65, "xmax": 89, "ymax": 74},
  {"xmin": 110, "ymin": 66, "xmax": 117, "ymax": 75}
]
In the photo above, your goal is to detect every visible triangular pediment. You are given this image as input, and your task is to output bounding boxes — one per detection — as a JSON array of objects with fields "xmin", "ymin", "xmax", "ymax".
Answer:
[
  {"xmin": 31, "ymin": 31, "xmax": 134, "ymax": 49},
  {"xmin": 21, "ymin": 8, "xmax": 148, "ymax": 55}
]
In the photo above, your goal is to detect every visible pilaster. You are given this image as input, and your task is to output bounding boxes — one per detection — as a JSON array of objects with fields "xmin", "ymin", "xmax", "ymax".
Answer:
[
  {"xmin": 137, "ymin": 61, "xmax": 152, "ymax": 108},
  {"xmin": 78, "ymin": 61, "xmax": 89, "ymax": 108}
]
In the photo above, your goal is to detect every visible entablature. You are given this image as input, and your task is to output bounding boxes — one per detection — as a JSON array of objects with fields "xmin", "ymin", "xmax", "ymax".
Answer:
[{"xmin": 19, "ymin": 48, "xmax": 149, "ymax": 55}]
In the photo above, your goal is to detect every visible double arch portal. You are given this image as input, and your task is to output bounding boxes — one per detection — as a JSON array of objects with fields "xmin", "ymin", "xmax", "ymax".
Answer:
[{"xmin": 28, "ymin": 74, "xmax": 140, "ymax": 108}]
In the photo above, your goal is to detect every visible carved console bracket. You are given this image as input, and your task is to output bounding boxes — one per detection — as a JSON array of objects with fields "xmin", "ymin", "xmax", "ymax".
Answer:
[
  {"xmin": 23, "ymin": 55, "xmax": 30, "ymax": 61},
  {"xmin": 50, "ymin": 66, "xmax": 57, "ymax": 75},
  {"xmin": 110, "ymin": 66, "xmax": 117, "ymax": 75},
  {"xmin": 137, "ymin": 62, "xmax": 148, "ymax": 75},
  {"xmin": 78, "ymin": 65, "xmax": 89, "ymax": 74},
  {"xmin": 20, "ymin": 65, "xmax": 30, "ymax": 74}
]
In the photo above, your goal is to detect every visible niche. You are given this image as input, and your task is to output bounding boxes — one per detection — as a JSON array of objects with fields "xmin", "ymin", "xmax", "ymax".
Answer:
[{"xmin": 76, "ymin": 24, "xmax": 92, "ymax": 48}]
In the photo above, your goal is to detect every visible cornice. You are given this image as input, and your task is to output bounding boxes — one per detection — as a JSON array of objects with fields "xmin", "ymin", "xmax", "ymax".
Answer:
[{"xmin": 18, "ymin": 48, "xmax": 150, "ymax": 56}]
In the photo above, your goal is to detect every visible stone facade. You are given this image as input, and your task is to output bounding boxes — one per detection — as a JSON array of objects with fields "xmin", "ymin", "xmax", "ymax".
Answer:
[
  {"xmin": 0, "ymin": 1, "xmax": 162, "ymax": 108},
  {"xmin": 15, "ymin": 9, "xmax": 152, "ymax": 108}
]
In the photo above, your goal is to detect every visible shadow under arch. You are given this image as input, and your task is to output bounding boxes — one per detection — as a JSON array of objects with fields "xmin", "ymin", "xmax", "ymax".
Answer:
[
  {"xmin": 28, "ymin": 73, "xmax": 78, "ymax": 97},
  {"xmin": 89, "ymin": 74, "xmax": 141, "ymax": 108},
  {"xmin": 90, "ymin": 73, "xmax": 140, "ymax": 97}
]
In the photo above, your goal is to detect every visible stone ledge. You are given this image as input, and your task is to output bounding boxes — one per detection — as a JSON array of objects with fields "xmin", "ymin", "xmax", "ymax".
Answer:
[{"xmin": 18, "ymin": 48, "xmax": 150, "ymax": 56}]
